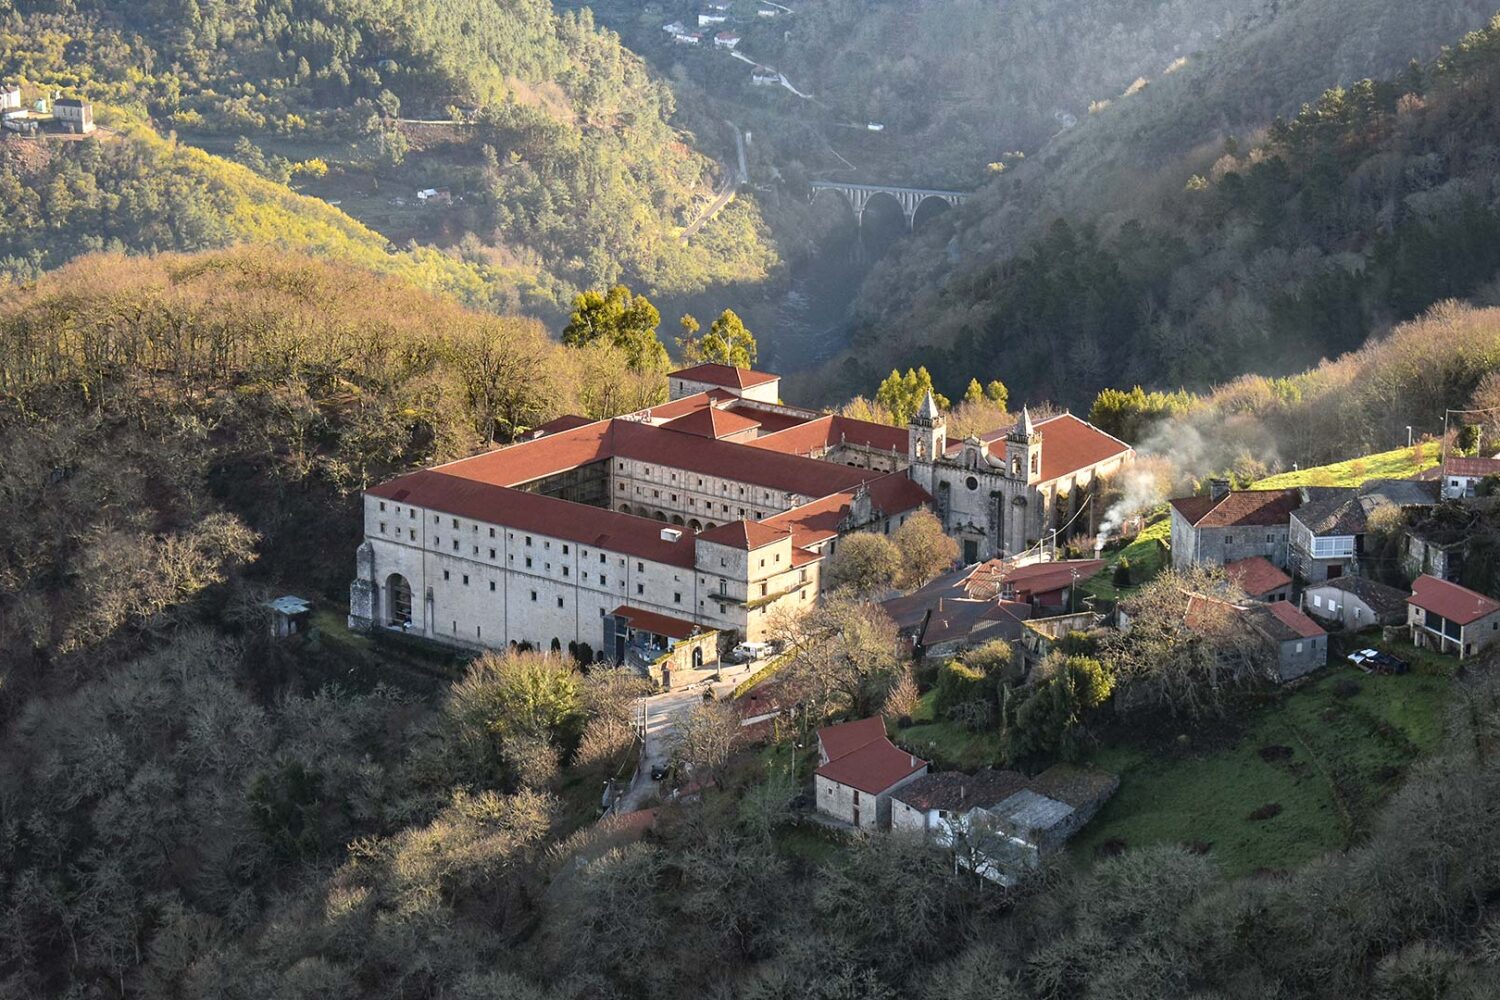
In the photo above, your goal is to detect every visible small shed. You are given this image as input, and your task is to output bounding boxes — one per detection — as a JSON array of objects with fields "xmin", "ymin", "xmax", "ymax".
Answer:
[{"xmin": 267, "ymin": 595, "xmax": 313, "ymax": 638}]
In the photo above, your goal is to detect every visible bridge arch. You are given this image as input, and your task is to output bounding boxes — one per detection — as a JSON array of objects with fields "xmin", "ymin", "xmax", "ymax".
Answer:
[
  {"xmin": 808, "ymin": 180, "xmax": 968, "ymax": 231},
  {"xmin": 911, "ymin": 194, "xmax": 956, "ymax": 230}
]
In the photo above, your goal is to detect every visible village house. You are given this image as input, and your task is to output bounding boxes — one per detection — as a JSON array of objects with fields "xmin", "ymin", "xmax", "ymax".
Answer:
[
  {"xmin": 1168, "ymin": 484, "xmax": 1300, "ymax": 570},
  {"xmin": 53, "ymin": 97, "xmax": 94, "ymax": 134},
  {"xmin": 1302, "ymin": 575, "xmax": 1410, "ymax": 630},
  {"xmin": 674, "ymin": 31, "xmax": 703, "ymax": 44},
  {"xmin": 349, "ymin": 364, "xmax": 931, "ymax": 657},
  {"xmin": 714, "ymin": 30, "xmax": 741, "ymax": 49},
  {"xmin": 1440, "ymin": 455, "xmax": 1500, "ymax": 499},
  {"xmin": 751, "ymin": 66, "xmax": 780, "ymax": 86},
  {"xmin": 893, "ymin": 765, "xmax": 1117, "ymax": 883},
  {"xmin": 1243, "ymin": 601, "xmax": 1328, "ymax": 681},
  {"xmin": 0, "ymin": 84, "xmax": 21, "ymax": 111},
  {"xmin": 1223, "ymin": 556, "xmax": 1292, "ymax": 602},
  {"xmin": 1287, "ymin": 479, "xmax": 1439, "ymax": 583},
  {"xmin": 697, "ymin": 7, "xmax": 729, "ymax": 27},
  {"xmin": 907, "ymin": 395, "xmax": 1134, "ymax": 564},
  {"xmin": 814, "ymin": 718, "xmax": 928, "ymax": 830},
  {"xmin": 1407, "ymin": 574, "xmax": 1500, "ymax": 659}
]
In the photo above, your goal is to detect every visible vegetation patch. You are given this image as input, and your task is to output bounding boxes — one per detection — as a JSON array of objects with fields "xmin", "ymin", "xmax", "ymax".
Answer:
[{"xmin": 1072, "ymin": 665, "xmax": 1452, "ymax": 876}]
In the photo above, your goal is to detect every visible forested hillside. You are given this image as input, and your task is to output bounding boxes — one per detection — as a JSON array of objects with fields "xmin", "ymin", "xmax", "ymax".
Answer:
[
  {"xmin": 0, "ymin": 0, "xmax": 777, "ymax": 297},
  {"xmin": 6, "ymin": 249, "xmax": 1500, "ymax": 998},
  {"xmin": 833, "ymin": 1, "xmax": 1500, "ymax": 405}
]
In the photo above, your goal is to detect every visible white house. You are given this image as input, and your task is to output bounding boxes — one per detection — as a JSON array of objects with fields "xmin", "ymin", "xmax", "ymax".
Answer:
[
  {"xmin": 53, "ymin": 97, "xmax": 94, "ymax": 134},
  {"xmin": 1441, "ymin": 456, "xmax": 1500, "ymax": 499},
  {"xmin": 0, "ymin": 84, "xmax": 21, "ymax": 111},
  {"xmin": 714, "ymin": 31, "xmax": 741, "ymax": 49}
]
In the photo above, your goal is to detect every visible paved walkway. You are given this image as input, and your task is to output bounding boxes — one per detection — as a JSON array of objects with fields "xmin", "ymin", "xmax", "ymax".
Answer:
[{"xmin": 611, "ymin": 661, "xmax": 756, "ymax": 814}]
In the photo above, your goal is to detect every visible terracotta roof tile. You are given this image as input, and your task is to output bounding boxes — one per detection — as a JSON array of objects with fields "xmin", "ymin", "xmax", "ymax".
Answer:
[
  {"xmin": 1224, "ymin": 556, "xmax": 1292, "ymax": 597},
  {"xmin": 817, "ymin": 717, "xmax": 888, "ymax": 761},
  {"xmin": 1443, "ymin": 456, "xmax": 1500, "ymax": 478},
  {"xmin": 749, "ymin": 414, "xmax": 908, "ymax": 456},
  {"xmin": 1258, "ymin": 601, "xmax": 1326, "ymax": 640},
  {"xmin": 368, "ymin": 473, "xmax": 697, "ymax": 567},
  {"xmin": 1169, "ymin": 489, "xmax": 1301, "ymax": 528},
  {"xmin": 661, "ymin": 406, "xmax": 762, "ymax": 439},
  {"xmin": 669, "ymin": 363, "xmax": 780, "ymax": 389},
  {"xmin": 696, "ymin": 519, "xmax": 788, "ymax": 550},
  {"xmin": 1409, "ymin": 574, "xmax": 1500, "ymax": 625},
  {"xmin": 815, "ymin": 737, "xmax": 927, "ymax": 795},
  {"xmin": 976, "ymin": 413, "xmax": 1132, "ymax": 483},
  {"xmin": 610, "ymin": 605, "xmax": 703, "ymax": 640}
]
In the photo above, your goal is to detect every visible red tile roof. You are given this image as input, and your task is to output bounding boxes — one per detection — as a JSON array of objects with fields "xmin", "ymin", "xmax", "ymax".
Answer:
[
  {"xmin": 759, "ymin": 472, "xmax": 932, "ymax": 548},
  {"xmin": 996, "ymin": 559, "xmax": 1105, "ymax": 599},
  {"xmin": 1409, "ymin": 574, "xmax": 1500, "ymax": 625},
  {"xmin": 1224, "ymin": 556, "xmax": 1293, "ymax": 597},
  {"xmin": 815, "ymin": 737, "xmax": 927, "ymax": 795},
  {"xmin": 1262, "ymin": 601, "xmax": 1326, "ymax": 640},
  {"xmin": 1169, "ymin": 489, "xmax": 1301, "ymax": 528},
  {"xmin": 749, "ymin": 414, "xmax": 908, "ymax": 457},
  {"xmin": 368, "ymin": 473, "xmax": 698, "ymax": 567},
  {"xmin": 696, "ymin": 519, "xmax": 788, "ymax": 550},
  {"xmin": 817, "ymin": 716, "xmax": 887, "ymax": 761},
  {"xmin": 528, "ymin": 414, "xmax": 593, "ymax": 437},
  {"xmin": 610, "ymin": 605, "xmax": 703, "ymax": 640},
  {"xmin": 975, "ymin": 413, "xmax": 1132, "ymax": 483},
  {"xmin": 1443, "ymin": 456, "xmax": 1500, "ymax": 478},
  {"xmin": 661, "ymin": 406, "xmax": 762, "ymax": 439},
  {"xmin": 670, "ymin": 363, "xmax": 780, "ymax": 389}
]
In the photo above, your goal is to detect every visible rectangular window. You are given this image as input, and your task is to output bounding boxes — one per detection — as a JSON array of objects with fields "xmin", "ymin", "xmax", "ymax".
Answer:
[
  {"xmin": 410, "ymin": 509, "xmax": 415, "ymax": 519},
  {"xmin": 600, "ymin": 553, "xmax": 606, "ymax": 563},
  {"xmin": 600, "ymin": 575, "xmax": 607, "ymax": 586},
  {"xmin": 637, "ymin": 583, "xmax": 645, "ymax": 595},
  {"xmin": 379, "ymin": 501, "xmax": 386, "ymax": 512},
  {"xmin": 433, "ymin": 515, "xmax": 439, "ymax": 524},
  {"xmin": 530, "ymin": 591, "xmax": 537, "ymax": 602},
  {"xmin": 562, "ymin": 544, "xmax": 569, "ymax": 554},
  {"xmin": 443, "ymin": 570, "xmax": 451, "ymax": 581},
  {"xmin": 674, "ymin": 592, "xmax": 682, "ymax": 604},
  {"xmin": 526, "ymin": 557, "xmax": 533, "ymax": 568},
  {"xmin": 489, "ymin": 581, "xmax": 496, "ymax": 592},
  {"xmin": 637, "ymin": 562, "xmax": 644, "ymax": 572},
  {"xmin": 409, "ymin": 529, "xmax": 416, "ymax": 540},
  {"xmin": 557, "ymin": 596, "xmax": 564, "ymax": 608},
  {"xmin": 452, "ymin": 539, "xmax": 459, "ymax": 551},
  {"xmin": 379, "ymin": 522, "xmax": 387, "ymax": 534},
  {"xmin": 489, "ymin": 527, "xmax": 495, "ymax": 538},
  {"xmin": 525, "ymin": 536, "xmax": 532, "ymax": 546},
  {"xmin": 452, "ymin": 518, "xmax": 459, "ymax": 528},
  {"xmin": 563, "ymin": 567, "xmax": 570, "ymax": 577},
  {"xmin": 489, "ymin": 548, "xmax": 496, "ymax": 559},
  {"xmin": 462, "ymin": 574, "xmax": 469, "ymax": 585}
]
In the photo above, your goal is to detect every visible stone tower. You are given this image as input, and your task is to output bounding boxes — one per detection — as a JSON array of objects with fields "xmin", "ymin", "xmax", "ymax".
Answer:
[
  {"xmin": 1003, "ymin": 407, "xmax": 1043, "ymax": 484},
  {"xmin": 907, "ymin": 390, "xmax": 946, "ymax": 467}
]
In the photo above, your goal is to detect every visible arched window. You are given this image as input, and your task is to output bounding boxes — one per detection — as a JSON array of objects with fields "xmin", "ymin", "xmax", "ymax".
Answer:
[
  {"xmin": 689, "ymin": 519, "xmax": 702, "ymax": 532},
  {"xmin": 385, "ymin": 573, "xmax": 413, "ymax": 627},
  {"xmin": 654, "ymin": 511, "xmax": 668, "ymax": 522},
  {"xmin": 619, "ymin": 503, "xmax": 632, "ymax": 514},
  {"xmin": 672, "ymin": 514, "xmax": 685, "ymax": 526}
]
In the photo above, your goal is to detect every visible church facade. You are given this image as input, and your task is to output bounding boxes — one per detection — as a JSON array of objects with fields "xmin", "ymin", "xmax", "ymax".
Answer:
[{"xmin": 906, "ymin": 394, "xmax": 1134, "ymax": 563}]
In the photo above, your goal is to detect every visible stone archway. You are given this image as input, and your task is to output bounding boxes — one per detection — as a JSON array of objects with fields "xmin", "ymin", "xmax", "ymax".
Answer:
[
  {"xmin": 385, "ymin": 573, "xmax": 413, "ymax": 627},
  {"xmin": 672, "ymin": 514, "xmax": 685, "ymax": 526},
  {"xmin": 654, "ymin": 511, "xmax": 668, "ymax": 522},
  {"xmin": 689, "ymin": 518, "xmax": 702, "ymax": 532},
  {"xmin": 619, "ymin": 503, "xmax": 633, "ymax": 515}
]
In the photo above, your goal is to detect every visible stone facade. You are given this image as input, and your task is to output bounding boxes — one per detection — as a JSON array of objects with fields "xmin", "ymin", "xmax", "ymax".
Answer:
[{"xmin": 906, "ymin": 398, "xmax": 1133, "ymax": 563}]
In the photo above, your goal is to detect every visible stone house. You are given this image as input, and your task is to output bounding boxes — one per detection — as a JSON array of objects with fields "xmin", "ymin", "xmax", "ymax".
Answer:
[
  {"xmin": 1288, "ymin": 479, "xmax": 1439, "ymax": 583},
  {"xmin": 1407, "ymin": 574, "xmax": 1500, "ymax": 659},
  {"xmin": 889, "ymin": 769, "xmax": 1030, "ymax": 838},
  {"xmin": 53, "ymin": 97, "xmax": 94, "ymax": 134},
  {"xmin": 1168, "ymin": 486, "xmax": 1301, "ymax": 570},
  {"xmin": 1302, "ymin": 576, "xmax": 1410, "ymax": 630},
  {"xmin": 1243, "ymin": 601, "xmax": 1328, "ymax": 682},
  {"xmin": 814, "ymin": 718, "xmax": 928, "ymax": 830}
]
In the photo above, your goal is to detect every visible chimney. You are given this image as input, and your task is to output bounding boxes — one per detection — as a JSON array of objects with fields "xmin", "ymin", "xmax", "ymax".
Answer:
[
  {"xmin": 1209, "ymin": 477, "xmax": 1231, "ymax": 502},
  {"xmin": 660, "ymin": 527, "xmax": 683, "ymax": 542}
]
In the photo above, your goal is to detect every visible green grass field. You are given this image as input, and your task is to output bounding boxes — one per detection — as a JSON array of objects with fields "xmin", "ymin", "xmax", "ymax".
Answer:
[
  {"xmin": 894, "ymin": 690, "xmax": 1006, "ymax": 770},
  {"xmin": 1081, "ymin": 514, "xmax": 1171, "ymax": 602},
  {"xmin": 1252, "ymin": 444, "xmax": 1439, "ymax": 489},
  {"xmin": 1072, "ymin": 661, "xmax": 1453, "ymax": 876}
]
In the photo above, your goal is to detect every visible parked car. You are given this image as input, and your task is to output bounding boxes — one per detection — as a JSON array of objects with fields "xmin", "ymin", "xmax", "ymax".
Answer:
[
  {"xmin": 731, "ymin": 641, "xmax": 772, "ymax": 663},
  {"xmin": 1347, "ymin": 648, "xmax": 1409, "ymax": 674},
  {"xmin": 1346, "ymin": 648, "xmax": 1380, "ymax": 668}
]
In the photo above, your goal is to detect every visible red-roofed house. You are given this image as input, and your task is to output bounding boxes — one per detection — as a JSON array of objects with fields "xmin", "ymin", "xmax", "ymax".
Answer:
[
  {"xmin": 814, "ymin": 718, "xmax": 928, "ymax": 829},
  {"xmin": 907, "ymin": 396, "xmax": 1135, "ymax": 563},
  {"xmin": 1224, "ymin": 556, "xmax": 1293, "ymax": 602},
  {"xmin": 1441, "ymin": 456, "xmax": 1500, "ymax": 498},
  {"xmin": 1168, "ymin": 484, "xmax": 1301, "ymax": 570},
  {"xmin": 1245, "ymin": 601, "xmax": 1328, "ymax": 681},
  {"xmin": 1408, "ymin": 574, "xmax": 1500, "ymax": 658},
  {"xmin": 668, "ymin": 363, "xmax": 781, "ymax": 403}
]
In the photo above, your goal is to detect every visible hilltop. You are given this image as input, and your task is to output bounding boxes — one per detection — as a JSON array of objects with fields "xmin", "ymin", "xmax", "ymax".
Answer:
[
  {"xmin": 0, "ymin": 0, "xmax": 778, "ymax": 301},
  {"xmin": 824, "ymin": 1, "xmax": 1500, "ymax": 405}
]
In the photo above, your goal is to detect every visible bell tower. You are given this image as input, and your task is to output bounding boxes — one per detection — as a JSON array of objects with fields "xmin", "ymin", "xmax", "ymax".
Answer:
[
  {"xmin": 1004, "ymin": 407, "xmax": 1042, "ymax": 483},
  {"xmin": 908, "ymin": 390, "xmax": 946, "ymax": 467}
]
